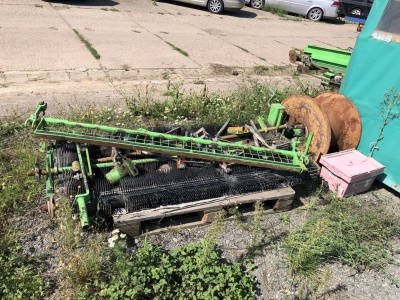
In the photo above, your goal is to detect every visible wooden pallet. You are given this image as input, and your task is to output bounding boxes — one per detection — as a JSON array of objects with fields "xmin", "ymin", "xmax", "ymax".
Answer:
[{"xmin": 113, "ymin": 186, "xmax": 295, "ymax": 237}]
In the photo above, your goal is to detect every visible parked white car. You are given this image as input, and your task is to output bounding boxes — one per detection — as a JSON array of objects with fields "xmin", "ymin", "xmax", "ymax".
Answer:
[
  {"xmin": 245, "ymin": 0, "xmax": 340, "ymax": 21},
  {"xmin": 172, "ymin": 0, "xmax": 245, "ymax": 14}
]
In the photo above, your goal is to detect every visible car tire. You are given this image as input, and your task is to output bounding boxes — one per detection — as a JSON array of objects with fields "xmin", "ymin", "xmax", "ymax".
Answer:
[
  {"xmin": 250, "ymin": 0, "xmax": 264, "ymax": 9},
  {"xmin": 350, "ymin": 8, "xmax": 362, "ymax": 16},
  {"xmin": 307, "ymin": 7, "xmax": 323, "ymax": 21},
  {"xmin": 208, "ymin": 0, "xmax": 224, "ymax": 14}
]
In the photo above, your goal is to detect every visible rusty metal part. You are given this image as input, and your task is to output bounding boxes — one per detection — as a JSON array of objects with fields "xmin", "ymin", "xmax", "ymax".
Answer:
[
  {"xmin": 314, "ymin": 92, "xmax": 362, "ymax": 151},
  {"xmin": 297, "ymin": 65, "xmax": 310, "ymax": 74},
  {"xmin": 227, "ymin": 126, "xmax": 248, "ymax": 134},
  {"xmin": 220, "ymin": 124, "xmax": 288, "ymax": 140},
  {"xmin": 43, "ymin": 197, "xmax": 55, "ymax": 218},
  {"xmin": 48, "ymin": 197, "xmax": 55, "ymax": 218},
  {"xmin": 177, "ymin": 157, "xmax": 186, "ymax": 169},
  {"xmin": 28, "ymin": 169, "xmax": 47, "ymax": 176},
  {"xmin": 282, "ymin": 94, "xmax": 331, "ymax": 161},
  {"xmin": 289, "ymin": 49, "xmax": 298, "ymax": 64}
]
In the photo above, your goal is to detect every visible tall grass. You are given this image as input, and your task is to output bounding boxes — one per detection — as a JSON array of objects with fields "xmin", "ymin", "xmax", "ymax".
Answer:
[
  {"xmin": 0, "ymin": 122, "xmax": 49, "ymax": 299},
  {"xmin": 262, "ymin": 4, "xmax": 287, "ymax": 17},
  {"xmin": 285, "ymin": 196, "xmax": 400, "ymax": 275},
  {"xmin": 123, "ymin": 79, "xmax": 323, "ymax": 127}
]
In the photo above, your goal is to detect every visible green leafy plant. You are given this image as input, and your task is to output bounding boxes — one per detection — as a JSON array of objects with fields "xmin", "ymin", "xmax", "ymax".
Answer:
[
  {"xmin": 73, "ymin": 29, "xmax": 101, "ymax": 59},
  {"xmin": 93, "ymin": 238, "xmax": 257, "ymax": 300}
]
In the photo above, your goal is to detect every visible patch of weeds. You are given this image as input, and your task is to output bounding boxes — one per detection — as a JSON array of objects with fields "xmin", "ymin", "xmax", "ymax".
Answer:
[
  {"xmin": 122, "ymin": 78, "xmax": 322, "ymax": 126},
  {"xmin": 165, "ymin": 41, "xmax": 189, "ymax": 57},
  {"xmin": 101, "ymin": 7, "xmax": 119, "ymax": 11},
  {"xmin": 251, "ymin": 201, "xmax": 264, "ymax": 246},
  {"xmin": 193, "ymin": 79, "xmax": 205, "ymax": 84},
  {"xmin": 0, "ymin": 126, "xmax": 49, "ymax": 299},
  {"xmin": 0, "ymin": 127, "xmax": 43, "ymax": 214},
  {"xmin": 285, "ymin": 196, "xmax": 400, "ymax": 275},
  {"xmin": 121, "ymin": 64, "xmax": 130, "ymax": 71},
  {"xmin": 93, "ymin": 236, "xmax": 257, "ymax": 299},
  {"xmin": 294, "ymin": 269, "xmax": 333, "ymax": 300},
  {"xmin": 160, "ymin": 31, "xmax": 169, "ymax": 34},
  {"xmin": 228, "ymin": 205, "xmax": 246, "ymax": 226},
  {"xmin": 245, "ymin": 201, "xmax": 265, "ymax": 258},
  {"xmin": 34, "ymin": 4, "xmax": 43, "ymax": 8},
  {"xmin": 66, "ymin": 102, "xmax": 145, "ymax": 128},
  {"xmin": 161, "ymin": 70, "xmax": 170, "ymax": 80},
  {"xmin": 262, "ymin": 4, "xmax": 287, "ymax": 17},
  {"xmin": 206, "ymin": 210, "xmax": 227, "ymax": 244},
  {"xmin": 177, "ymin": 12, "xmax": 182, "ymax": 15},
  {"xmin": 253, "ymin": 65, "xmax": 269, "ymax": 75},
  {"xmin": 73, "ymin": 29, "xmax": 101, "ymax": 60},
  {"xmin": 0, "ymin": 226, "xmax": 49, "ymax": 300},
  {"xmin": 152, "ymin": 0, "xmax": 158, "ymax": 6},
  {"xmin": 158, "ymin": 12, "xmax": 165, "ymax": 15},
  {"xmin": 279, "ymin": 214, "xmax": 290, "ymax": 228},
  {"xmin": 57, "ymin": 200, "xmax": 107, "ymax": 298},
  {"xmin": 235, "ymin": 45, "xmax": 250, "ymax": 53},
  {"xmin": 132, "ymin": 30, "xmax": 141, "ymax": 33}
]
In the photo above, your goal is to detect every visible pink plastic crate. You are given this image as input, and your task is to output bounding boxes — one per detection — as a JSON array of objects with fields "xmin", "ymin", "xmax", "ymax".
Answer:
[{"xmin": 319, "ymin": 149, "xmax": 385, "ymax": 198}]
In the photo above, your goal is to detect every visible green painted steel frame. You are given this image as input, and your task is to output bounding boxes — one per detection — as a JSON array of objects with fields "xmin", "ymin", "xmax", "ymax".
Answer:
[
  {"xmin": 303, "ymin": 45, "xmax": 352, "ymax": 73},
  {"xmin": 33, "ymin": 116, "xmax": 310, "ymax": 172},
  {"xmin": 75, "ymin": 144, "xmax": 91, "ymax": 228}
]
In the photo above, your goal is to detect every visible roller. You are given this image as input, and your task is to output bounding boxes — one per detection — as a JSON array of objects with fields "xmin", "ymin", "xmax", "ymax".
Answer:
[
  {"xmin": 282, "ymin": 94, "xmax": 331, "ymax": 161},
  {"xmin": 281, "ymin": 93, "xmax": 362, "ymax": 162},
  {"xmin": 314, "ymin": 92, "xmax": 362, "ymax": 151}
]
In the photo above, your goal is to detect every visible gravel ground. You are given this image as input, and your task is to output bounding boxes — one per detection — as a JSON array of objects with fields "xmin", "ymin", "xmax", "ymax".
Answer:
[{"xmin": 16, "ymin": 182, "xmax": 400, "ymax": 300}]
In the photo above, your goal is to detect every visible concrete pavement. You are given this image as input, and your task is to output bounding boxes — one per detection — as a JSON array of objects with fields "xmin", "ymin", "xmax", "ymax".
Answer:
[{"xmin": 0, "ymin": 0, "xmax": 358, "ymax": 116}]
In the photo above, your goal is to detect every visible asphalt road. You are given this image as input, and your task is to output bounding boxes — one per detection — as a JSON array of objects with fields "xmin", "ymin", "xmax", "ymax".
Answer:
[{"xmin": 0, "ymin": 0, "xmax": 359, "ymax": 116}]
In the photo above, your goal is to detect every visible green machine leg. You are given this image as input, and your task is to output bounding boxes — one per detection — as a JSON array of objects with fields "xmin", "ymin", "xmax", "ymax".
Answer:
[{"xmin": 75, "ymin": 144, "xmax": 90, "ymax": 228}]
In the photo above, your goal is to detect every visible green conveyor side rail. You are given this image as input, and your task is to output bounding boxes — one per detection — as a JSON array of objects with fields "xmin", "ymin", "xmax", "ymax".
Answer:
[
  {"xmin": 304, "ymin": 45, "xmax": 352, "ymax": 73},
  {"xmin": 33, "ymin": 117, "xmax": 309, "ymax": 172}
]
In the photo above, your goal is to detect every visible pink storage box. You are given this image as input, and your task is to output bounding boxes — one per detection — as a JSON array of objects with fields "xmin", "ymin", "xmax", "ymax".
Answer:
[{"xmin": 319, "ymin": 149, "xmax": 385, "ymax": 198}]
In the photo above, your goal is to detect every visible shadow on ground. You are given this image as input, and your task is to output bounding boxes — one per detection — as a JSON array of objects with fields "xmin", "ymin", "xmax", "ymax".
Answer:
[
  {"xmin": 43, "ymin": 0, "xmax": 119, "ymax": 6},
  {"xmin": 157, "ymin": 0, "xmax": 257, "ymax": 18}
]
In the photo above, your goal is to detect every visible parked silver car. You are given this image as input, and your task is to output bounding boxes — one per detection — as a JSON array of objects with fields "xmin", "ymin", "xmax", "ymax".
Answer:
[
  {"xmin": 172, "ymin": 0, "xmax": 245, "ymax": 13},
  {"xmin": 245, "ymin": 0, "xmax": 339, "ymax": 21}
]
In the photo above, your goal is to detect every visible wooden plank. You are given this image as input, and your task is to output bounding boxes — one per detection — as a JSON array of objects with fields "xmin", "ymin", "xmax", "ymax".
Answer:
[
  {"xmin": 114, "ymin": 187, "xmax": 295, "ymax": 229},
  {"xmin": 130, "ymin": 201, "xmax": 292, "ymax": 237}
]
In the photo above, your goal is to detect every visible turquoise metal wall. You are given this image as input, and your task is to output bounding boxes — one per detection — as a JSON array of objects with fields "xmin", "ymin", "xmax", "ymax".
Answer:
[{"xmin": 340, "ymin": 0, "xmax": 400, "ymax": 192}]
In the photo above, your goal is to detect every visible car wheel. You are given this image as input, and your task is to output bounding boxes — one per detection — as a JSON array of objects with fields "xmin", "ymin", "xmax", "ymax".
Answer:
[
  {"xmin": 250, "ymin": 0, "xmax": 264, "ymax": 9},
  {"xmin": 208, "ymin": 0, "xmax": 224, "ymax": 14},
  {"xmin": 307, "ymin": 7, "xmax": 323, "ymax": 21},
  {"xmin": 350, "ymin": 8, "xmax": 362, "ymax": 16}
]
